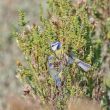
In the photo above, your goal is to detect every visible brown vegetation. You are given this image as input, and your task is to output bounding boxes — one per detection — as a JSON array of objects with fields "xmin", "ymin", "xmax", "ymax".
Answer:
[{"xmin": 7, "ymin": 95, "xmax": 104, "ymax": 110}]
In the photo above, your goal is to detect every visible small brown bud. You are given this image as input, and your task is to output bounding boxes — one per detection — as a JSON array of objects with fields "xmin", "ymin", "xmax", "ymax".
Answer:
[
  {"xmin": 89, "ymin": 17, "xmax": 95, "ymax": 24},
  {"xmin": 16, "ymin": 60, "xmax": 22, "ymax": 66},
  {"xmin": 23, "ymin": 84, "xmax": 31, "ymax": 96},
  {"xmin": 50, "ymin": 15, "xmax": 62, "ymax": 28}
]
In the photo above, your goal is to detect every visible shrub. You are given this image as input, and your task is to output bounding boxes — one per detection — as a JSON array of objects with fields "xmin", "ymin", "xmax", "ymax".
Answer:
[{"xmin": 14, "ymin": 0, "xmax": 110, "ymax": 109}]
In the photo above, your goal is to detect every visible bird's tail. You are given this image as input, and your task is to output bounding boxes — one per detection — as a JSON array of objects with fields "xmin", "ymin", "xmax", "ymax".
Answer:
[{"xmin": 77, "ymin": 60, "xmax": 91, "ymax": 72}]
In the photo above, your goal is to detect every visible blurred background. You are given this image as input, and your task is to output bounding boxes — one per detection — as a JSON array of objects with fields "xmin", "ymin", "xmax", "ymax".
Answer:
[{"xmin": 0, "ymin": 0, "xmax": 44, "ymax": 109}]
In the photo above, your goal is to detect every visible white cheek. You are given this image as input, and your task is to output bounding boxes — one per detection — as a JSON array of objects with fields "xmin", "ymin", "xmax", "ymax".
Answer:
[{"xmin": 52, "ymin": 45, "xmax": 57, "ymax": 51}]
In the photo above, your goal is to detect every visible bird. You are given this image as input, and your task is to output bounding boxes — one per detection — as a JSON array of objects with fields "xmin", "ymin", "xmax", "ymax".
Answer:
[{"xmin": 48, "ymin": 41, "xmax": 91, "ymax": 88}]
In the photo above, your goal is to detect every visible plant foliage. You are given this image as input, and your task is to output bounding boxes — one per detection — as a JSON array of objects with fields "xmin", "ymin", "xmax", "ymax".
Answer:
[{"xmin": 14, "ymin": 0, "xmax": 110, "ymax": 109}]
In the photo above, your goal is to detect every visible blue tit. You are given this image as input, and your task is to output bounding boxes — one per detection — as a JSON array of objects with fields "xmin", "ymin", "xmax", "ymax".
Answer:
[
  {"xmin": 48, "ymin": 41, "xmax": 91, "ymax": 87},
  {"xmin": 51, "ymin": 41, "xmax": 91, "ymax": 72}
]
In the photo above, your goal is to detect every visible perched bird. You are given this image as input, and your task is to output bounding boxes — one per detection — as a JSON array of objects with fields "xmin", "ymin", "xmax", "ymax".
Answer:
[{"xmin": 48, "ymin": 41, "xmax": 91, "ymax": 88}]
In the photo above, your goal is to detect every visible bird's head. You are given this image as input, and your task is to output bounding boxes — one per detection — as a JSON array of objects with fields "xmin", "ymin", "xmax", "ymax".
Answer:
[{"xmin": 51, "ymin": 41, "xmax": 61, "ymax": 51}]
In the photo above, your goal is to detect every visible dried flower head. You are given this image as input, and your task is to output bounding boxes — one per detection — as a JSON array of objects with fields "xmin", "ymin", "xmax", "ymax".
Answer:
[
  {"xmin": 50, "ymin": 15, "xmax": 62, "ymax": 28},
  {"xmin": 23, "ymin": 84, "xmax": 31, "ymax": 96}
]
